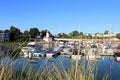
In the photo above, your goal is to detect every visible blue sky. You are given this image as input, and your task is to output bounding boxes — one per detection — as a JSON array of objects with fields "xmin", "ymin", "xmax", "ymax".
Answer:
[{"xmin": 0, "ymin": 0, "xmax": 120, "ymax": 34}]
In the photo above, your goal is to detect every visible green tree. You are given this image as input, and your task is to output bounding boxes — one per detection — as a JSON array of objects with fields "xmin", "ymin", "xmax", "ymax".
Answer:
[
  {"xmin": 62, "ymin": 33, "xmax": 68, "ymax": 38},
  {"xmin": 29, "ymin": 28, "xmax": 39, "ymax": 38},
  {"xmin": 41, "ymin": 30, "xmax": 46, "ymax": 38},
  {"xmin": 10, "ymin": 26, "xmax": 21, "ymax": 41},
  {"xmin": 41, "ymin": 30, "xmax": 53, "ymax": 39},
  {"xmin": 69, "ymin": 30, "xmax": 79, "ymax": 37},
  {"xmin": 23, "ymin": 30, "xmax": 29, "ymax": 38},
  {"xmin": 80, "ymin": 32, "xmax": 84, "ymax": 39},
  {"xmin": 104, "ymin": 30, "xmax": 109, "ymax": 34},
  {"xmin": 88, "ymin": 34, "xmax": 92, "ymax": 39},
  {"xmin": 23, "ymin": 30, "xmax": 29, "ymax": 41},
  {"xmin": 58, "ymin": 33, "xmax": 62, "ymax": 38},
  {"xmin": 116, "ymin": 33, "xmax": 120, "ymax": 39}
]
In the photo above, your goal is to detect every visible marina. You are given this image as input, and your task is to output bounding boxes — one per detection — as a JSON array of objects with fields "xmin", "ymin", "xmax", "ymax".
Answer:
[
  {"xmin": 0, "ymin": 40, "xmax": 120, "ymax": 79},
  {"xmin": 1, "ymin": 0, "xmax": 120, "ymax": 79}
]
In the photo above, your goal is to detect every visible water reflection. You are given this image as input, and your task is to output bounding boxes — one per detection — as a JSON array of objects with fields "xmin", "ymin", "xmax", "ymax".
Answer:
[{"xmin": 1, "ymin": 44, "xmax": 120, "ymax": 79}]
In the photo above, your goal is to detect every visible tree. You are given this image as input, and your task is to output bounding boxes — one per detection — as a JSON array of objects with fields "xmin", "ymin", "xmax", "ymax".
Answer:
[
  {"xmin": 41, "ymin": 30, "xmax": 46, "ymax": 38},
  {"xmin": 116, "ymin": 33, "xmax": 120, "ymax": 39},
  {"xmin": 69, "ymin": 30, "xmax": 79, "ymax": 37},
  {"xmin": 23, "ymin": 30, "xmax": 29, "ymax": 38},
  {"xmin": 62, "ymin": 33, "xmax": 68, "ymax": 38},
  {"xmin": 80, "ymin": 32, "xmax": 84, "ymax": 39},
  {"xmin": 10, "ymin": 26, "xmax": 21, "ymax": 41},
  {"xmin": 104, "ymin": 30, "xmax": 109, "ymax": 34},
  {"xmin": 23, "ymin": 30, "xmax": 29, "ymax": 41},
  {"xmin": 88, "ymin": 34, "xmax": 92, "ymax": 39},
  {"xmin": 41, "ymin": 30, "xmax": 53, "ymax": 39},
  {"xmin": 95, "ymin": 32, "xmax": 100, "ymax": 35},
  {"xmin": 58, "ymin": 33, "xmax": 62, "ymax": 38},
  {"xmin": 29, "ymin": 28, "xmax": 39, "ymax": 38}
]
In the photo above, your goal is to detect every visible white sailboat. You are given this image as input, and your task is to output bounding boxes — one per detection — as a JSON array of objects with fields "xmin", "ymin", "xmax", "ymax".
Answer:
[
  {"xmin": 71, "ymin": 24, "xmax": 82, "ymax": 60},
  {"xmin": 103, "ymin": 24, "xmax": 114, "ymax": 55}
]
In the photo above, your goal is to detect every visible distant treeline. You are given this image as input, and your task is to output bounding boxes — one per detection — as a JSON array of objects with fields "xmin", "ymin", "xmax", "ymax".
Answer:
[{"xmin": 3, "ymin": 26, "xmax": 120, "ymax": 42}]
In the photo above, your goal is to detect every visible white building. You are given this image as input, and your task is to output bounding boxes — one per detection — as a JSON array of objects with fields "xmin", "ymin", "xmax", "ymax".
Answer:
[
  {"xmin": 103, "ymin": 32, "xmax": 117, "ymax": 37},
  {"xmin": 43, "ymin": 30, "xmax": 52, "ymax": 42}
]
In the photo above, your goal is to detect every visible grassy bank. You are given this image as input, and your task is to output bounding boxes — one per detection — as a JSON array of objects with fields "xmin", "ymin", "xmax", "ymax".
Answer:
[
  {"xmin": 0, "ymin": 56, "xmax": 111, "ymax": 80},
  {"xmin": 0, "ymin": 42, "xmax": 112, "ymax": 80}
]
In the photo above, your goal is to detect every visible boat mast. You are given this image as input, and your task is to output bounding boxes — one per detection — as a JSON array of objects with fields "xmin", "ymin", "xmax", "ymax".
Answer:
[
  {"xmin": 92, "ymin": 33, "xmax": 93, "ymax": 43},
  {"xmin": 74, "ymin": 24, "xmax": 80, "ymax": 80},
  {"xmin": 103, "ymin": 31, "xmax": 104, "ymax": 43},
  {"xmin": 110, "ymin": 24, "xmax": 112, "ymax": 44},
  {"xmin": 78, "ymin": 24, "xmax": 81, "ymax": 51}
]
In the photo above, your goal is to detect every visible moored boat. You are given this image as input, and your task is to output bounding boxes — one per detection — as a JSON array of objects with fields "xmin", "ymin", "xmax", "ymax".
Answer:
[
  {"xmin": 45, "ymin": 47, "xmax": 60, "ymax": 58},
  {"xmin": 33, "ymin": 49, "xmax": 46, "ymax": 58},
  {"xmin": 71, "ymin": 55, "xmax": 82, "ymax": 60},
  {"xmin": 113, "ymin": 45, "xmax": 120, "ymax": 61},
  {"xmin": 20, "ymin": 42, "xmax": 41, "ymax": 58}
]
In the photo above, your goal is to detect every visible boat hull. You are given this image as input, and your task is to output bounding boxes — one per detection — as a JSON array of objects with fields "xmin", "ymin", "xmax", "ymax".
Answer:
[{"xmin": 71, "ymin": 55, "xmax": 82, "ymax": 60}]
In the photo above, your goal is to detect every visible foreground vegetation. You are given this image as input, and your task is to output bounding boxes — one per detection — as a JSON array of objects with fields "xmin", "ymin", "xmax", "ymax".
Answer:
[
  {"xmin": 0, "ymin": 44, "xmax": 115, "ymax": 80},
  {"xmin": 0, "ymin": 54, "xmax": 112, "ymax": 80}
]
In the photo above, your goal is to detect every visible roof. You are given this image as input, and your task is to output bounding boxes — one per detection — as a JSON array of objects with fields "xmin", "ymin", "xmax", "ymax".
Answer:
[
  {"xmin": 113, "ymin": 38, "xmax": 119, "ymax": 41},
  {"xmin": 27, "ymin": 42, "xmax": 39, "ymax": 45}
]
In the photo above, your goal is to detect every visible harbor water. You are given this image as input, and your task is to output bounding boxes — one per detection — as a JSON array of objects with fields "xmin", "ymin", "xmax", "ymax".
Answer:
[{"xmin": 0, "ymin": 44, "xmax": 120, "ymax": 80}]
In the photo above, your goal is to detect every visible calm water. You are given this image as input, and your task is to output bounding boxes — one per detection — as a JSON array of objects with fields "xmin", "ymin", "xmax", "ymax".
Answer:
[
  {"xmin": 0, "ymin": 45, "xmax": 120, "ymax": 80},
  {"xmin": 0, "ymin": 55, "xmax": 120, "ymax": 80}
]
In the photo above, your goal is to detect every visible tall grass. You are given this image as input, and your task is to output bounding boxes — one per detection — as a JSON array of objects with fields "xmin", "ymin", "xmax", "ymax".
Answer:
[
  {"xmin": 0, "ymin": 55, "xmax": 112, "ymax": 80},
  {"xmin": 0, "ymin": 42, "xmax": 114, "ymax": 80}
]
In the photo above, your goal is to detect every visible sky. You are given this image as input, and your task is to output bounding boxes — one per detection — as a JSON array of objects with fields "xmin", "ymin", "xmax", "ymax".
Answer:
[{"xmin": 0, "ymin": 0, "xmax": 120, "ymax": 34}]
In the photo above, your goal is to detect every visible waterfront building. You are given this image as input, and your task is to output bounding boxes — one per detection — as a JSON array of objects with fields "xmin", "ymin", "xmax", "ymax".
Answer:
[
  {"xmin": 0, "ymin": 30, "xmax": 10, "ymax": 42},
  {"xmin": 43, "ymin": 30, "xmax": 52, "ymax": 42}
]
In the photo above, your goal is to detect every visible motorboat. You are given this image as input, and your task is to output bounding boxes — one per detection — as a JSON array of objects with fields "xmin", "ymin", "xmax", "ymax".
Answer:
[
  {"xmin": 61, "ymin": 46, "xmax": 72, "ymax": 55},
  {"xmin": 20, "ymin": 42, "xmax": 41, "ymax": 58},
  {"xmin": 33, "ymin": 49, "xmax": 46, "ymax": 58},
  {"xmin": 54, "ymin": 46, "xmax": 63, "ymax": 54},
  {"xmin": 58, "ymin": 41, "xmax": 65, "ymax": 47},
  {"xmin": 45, "ymin": 47, "xmax": 59, "ymax": 58},
  {"xmin": 86, "ymin": 44, "xmax": 101, "ymax": 60},
  {"xmin": 71, "ymin": 48, "xmax": 82, "ymax": 60},
  {"xmin": 71, "ymin": 54, "xmax": 82, "ymax": 60},
  {"xmin": 113, "ymin": 45, "xmax": 120, "ymax": 61},
  {"xmin": 67, "ymin": 41, "xmax": 75, "ymax": 48}
]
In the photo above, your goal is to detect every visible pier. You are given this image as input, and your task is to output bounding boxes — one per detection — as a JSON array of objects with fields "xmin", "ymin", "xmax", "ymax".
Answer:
[{"xmin": 54, "ymin": 38, "xmax": 120, "ymax": 42}]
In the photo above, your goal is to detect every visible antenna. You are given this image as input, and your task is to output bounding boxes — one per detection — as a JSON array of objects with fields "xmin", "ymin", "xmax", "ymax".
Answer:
[
  {"xmin": 110, "ymin": 24, "xmax": 112, "ymax": 37},
  {"xmin": 78, "ymin": 24, "xmax": 80, "ymax": 40},
  {"xmin": 110, "ymin": 24, "xmax": 112, "ymax": 43},
  {"xmin": 78, "ymin": 24, "xmax": 81, "ymax": 53}
]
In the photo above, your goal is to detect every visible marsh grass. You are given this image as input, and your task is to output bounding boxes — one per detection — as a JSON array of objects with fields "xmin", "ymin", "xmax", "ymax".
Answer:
[
  {"xmin": 0, "ymin": 42, "xmax": 114, "ymax": 80},
  {"xmin": 0, "ymin": 56, "xmax": 113, "ymax": 80}
]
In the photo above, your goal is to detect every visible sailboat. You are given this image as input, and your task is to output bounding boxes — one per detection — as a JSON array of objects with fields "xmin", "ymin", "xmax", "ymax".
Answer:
[
  {"xmin": 71, "ymin": 25, "xmax": 82, "ymax": 60},
  {"xmin": 103, "ymin": 24, "xmax": 114, "ymax": 55},
  {"xmin": 71, "ymin": 48, "xmax": 82, "ymax": 60}
]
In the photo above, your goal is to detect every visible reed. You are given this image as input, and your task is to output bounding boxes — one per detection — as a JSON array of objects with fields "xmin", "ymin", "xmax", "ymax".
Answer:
[
  {"xmin": 0, "ymin": 43, "xmax": 113, "ymax": 80},
  {"xmin": 0, "ymin": 57, "xmax": 112, "ymax": 80}
]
